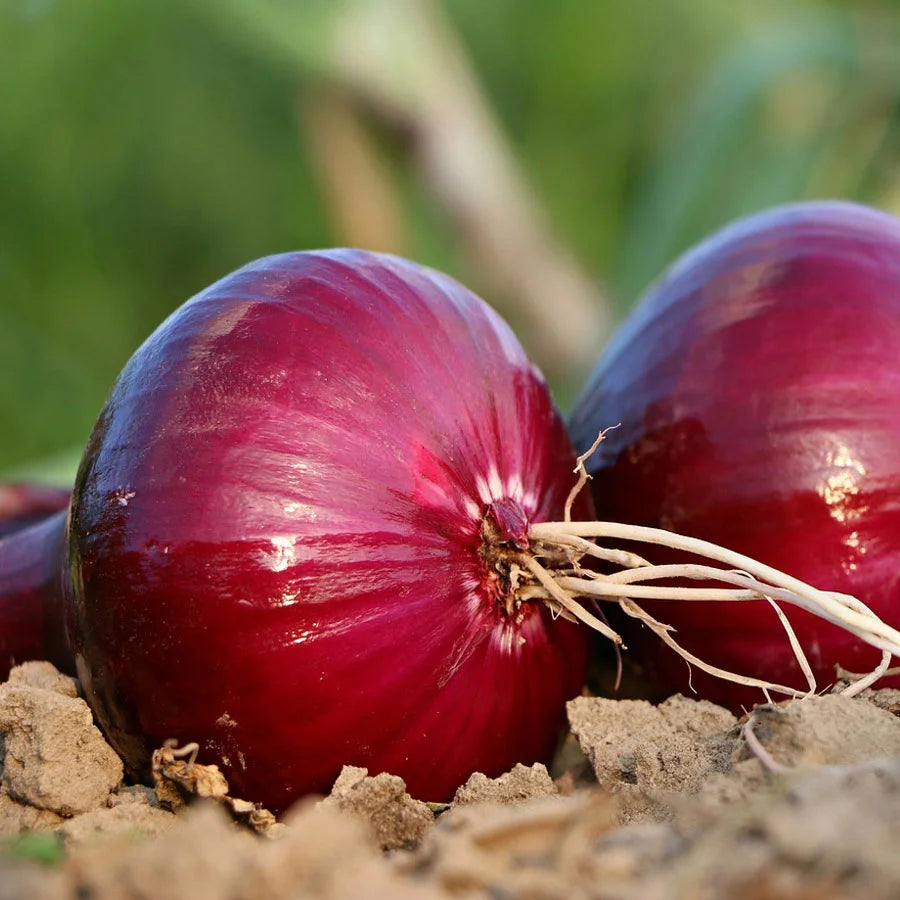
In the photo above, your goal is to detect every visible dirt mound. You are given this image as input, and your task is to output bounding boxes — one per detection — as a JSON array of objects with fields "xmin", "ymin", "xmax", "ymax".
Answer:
[{"xmin": 3, "ymin": 662, "xmax": 900, "ymax": 898}]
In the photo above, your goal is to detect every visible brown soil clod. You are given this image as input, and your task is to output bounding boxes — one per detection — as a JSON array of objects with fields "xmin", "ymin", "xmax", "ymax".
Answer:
[
  {"xmin": 4, "ymin": 663, "xmax": 900, "ymax": 897},
  {"xmin": 0, "ymin": 678, "xmax": 123, "ymax": 817},
  {"xmin": 322, "ymin": 766, "xmax": 434, "ymax": 850},
  {"xmin": 452, "ymin": 762, "xmax": 557, "ymax": 805}
]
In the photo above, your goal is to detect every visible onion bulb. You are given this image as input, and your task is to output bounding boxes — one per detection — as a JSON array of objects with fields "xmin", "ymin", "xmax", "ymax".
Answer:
[
  {"xmin": 568, "ymin": 201, "xmax": 900, "ymax": 709},
  {"xmin": 0, "ymin": 250, "xmax": 591, "ymax": 810}
]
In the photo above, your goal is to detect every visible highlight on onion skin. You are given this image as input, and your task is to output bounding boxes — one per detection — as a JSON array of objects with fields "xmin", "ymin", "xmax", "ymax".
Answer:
[
  {"xmin": 568, "ymin": 200, "xmax": 900, "ymax": 710},
  {"xmin": 0, "ymin": 250, "xmax": 591, "ymax": 811}
]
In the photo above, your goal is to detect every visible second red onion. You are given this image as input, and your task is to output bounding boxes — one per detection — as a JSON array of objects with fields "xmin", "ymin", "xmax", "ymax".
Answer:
[{"xmin": 568, "ymin": 201, "xmax": 900, "ymax": 709}]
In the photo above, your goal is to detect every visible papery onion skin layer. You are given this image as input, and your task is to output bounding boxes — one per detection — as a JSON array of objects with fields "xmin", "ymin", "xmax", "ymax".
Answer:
[
  {"xmin": 568, "ymin": 201, "xmax": 900, "ymax": 710},
  {"xmin": 64, "ymin": 249, "xmax": 590, "ymax": 810}
]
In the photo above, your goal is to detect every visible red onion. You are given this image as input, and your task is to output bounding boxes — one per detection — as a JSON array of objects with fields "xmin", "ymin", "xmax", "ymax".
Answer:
[
  {"xmin": 0, "ymin": 250, "xmax": 590, "ymax": 810},
  {"xmin": 568, "ymin": 201, "xmax": 900, "ymax": 709},
  {"xmin": 0, "ymin": 483, "xmax": 70, "ymax": 538},
  {"xmin": 0, "ymin": 484, "xmax": 71, "ymax": 674}
]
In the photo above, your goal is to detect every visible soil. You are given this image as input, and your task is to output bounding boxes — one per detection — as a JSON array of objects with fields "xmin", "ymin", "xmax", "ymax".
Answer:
[{"xmin": 3, "ymin": 660, "xmax": 900, "ymax": 898}]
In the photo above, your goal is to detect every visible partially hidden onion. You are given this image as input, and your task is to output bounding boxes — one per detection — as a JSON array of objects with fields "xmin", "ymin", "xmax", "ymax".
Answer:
[
  {"xmin": 0, "ymin": 483, "xmax": 70, "ymax": 538},
  {"xmin": 568, "ymin": 201, "xmax": 900, "ymax": 709},
  {"xmin": 0, "ymin": 249, "xmax": 591, "ymax": 810}
]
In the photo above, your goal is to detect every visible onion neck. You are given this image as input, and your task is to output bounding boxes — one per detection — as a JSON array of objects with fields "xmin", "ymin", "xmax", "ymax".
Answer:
[
  {"xmin": 0, "ymin": 510, "xmax": 73, "ymax": 679},
  {"xmin": 479, "ymin": 477, "xmax": 900, "ymax": 700},
  {"xmin": 479, "ymin": 498, "xmax": 571, "ymax": 619}
]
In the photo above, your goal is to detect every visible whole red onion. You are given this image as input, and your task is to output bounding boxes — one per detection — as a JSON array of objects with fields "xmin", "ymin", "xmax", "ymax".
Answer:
[
  {"xmin": 568, "ymin": 201, "xmax": 900, "ymax": 709},
  {"xmin": 0, "ymin": 250, "xmax": 589, "ymax": 810}
]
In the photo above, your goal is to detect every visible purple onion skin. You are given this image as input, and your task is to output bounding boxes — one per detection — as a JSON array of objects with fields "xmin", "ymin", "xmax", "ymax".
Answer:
[
  {"xmin": 0, "ymin": 510, "xmax": 71, "ymax": 675},
  {"xmin": 0, "ymin": 485, "xmax": 72, "ymax": 673},
  {"xmin": 0, "ymin": 250, "xmax": 590, "ymax": 810},
  {"xmin": 569, "ymin": 201, "xmax": 900, "ymax": 710}
]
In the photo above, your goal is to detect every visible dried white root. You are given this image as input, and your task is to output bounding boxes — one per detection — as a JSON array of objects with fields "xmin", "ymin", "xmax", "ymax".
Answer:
[
  {"xmin": 531, "ymin": 520, "xmax": 900, "ymax": 656},
  {"xmin": 741, "ymin": 708, "xmax": 789, "ymax": 775},
  {"xmin": 834, "ymin": 655, "xmax": 894, "ymax": 698},
  {"xmin": 530, "ymin": 521, "xmax": 900, "ymax": 645},
  {"xmin": 517, "ymin": 431, "xmax": 900, "ymax": 703}
]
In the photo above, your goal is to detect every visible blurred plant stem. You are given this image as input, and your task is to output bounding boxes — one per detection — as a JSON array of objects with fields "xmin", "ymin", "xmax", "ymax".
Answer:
[
  {"xmin": 300, "ymin": 87, "xmax": 407, "ymax": 254},
  {"xmin": 12, "ymin": 0, "xmax": 900, "ymax": 472},
  {"xmin": 199, "ymin": 0, "xmax": 611, "ymax": 382},
  {"xmin": 323, "ymin": 0, "xmax": 611, "ymax": 381}
]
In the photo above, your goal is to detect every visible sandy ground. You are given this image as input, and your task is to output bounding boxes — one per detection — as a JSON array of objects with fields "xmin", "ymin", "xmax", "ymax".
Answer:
[{"xmin": 3, "ymin": 660, "xmax": 900, "ymax": 899}]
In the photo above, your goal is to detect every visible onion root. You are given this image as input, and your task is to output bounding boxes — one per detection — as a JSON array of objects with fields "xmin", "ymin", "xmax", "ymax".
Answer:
[{"xmin": 503, "ymin": 432, "xmax": 900, "ymax": 703}]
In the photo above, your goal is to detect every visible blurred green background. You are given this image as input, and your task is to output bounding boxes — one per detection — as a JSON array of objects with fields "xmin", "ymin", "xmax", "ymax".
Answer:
[{"xmin": 3, "ymin": 0, "xmax": 900, "ymax": 482}]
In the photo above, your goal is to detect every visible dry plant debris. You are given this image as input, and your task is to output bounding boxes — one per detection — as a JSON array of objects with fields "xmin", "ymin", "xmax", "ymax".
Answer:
[{"xmin": 152, "ymin": 741, "xmax": 280, "ymax": 837}]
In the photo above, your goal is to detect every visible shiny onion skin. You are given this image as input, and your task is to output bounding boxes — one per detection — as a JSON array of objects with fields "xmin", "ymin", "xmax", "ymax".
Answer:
[
  {"xmin": 0, "ymin": 250, "xmax": 590, "ymax": 811},
  {"xmin": 568, "ymin": 201, "xmax": 900, "ymax": 710}
]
